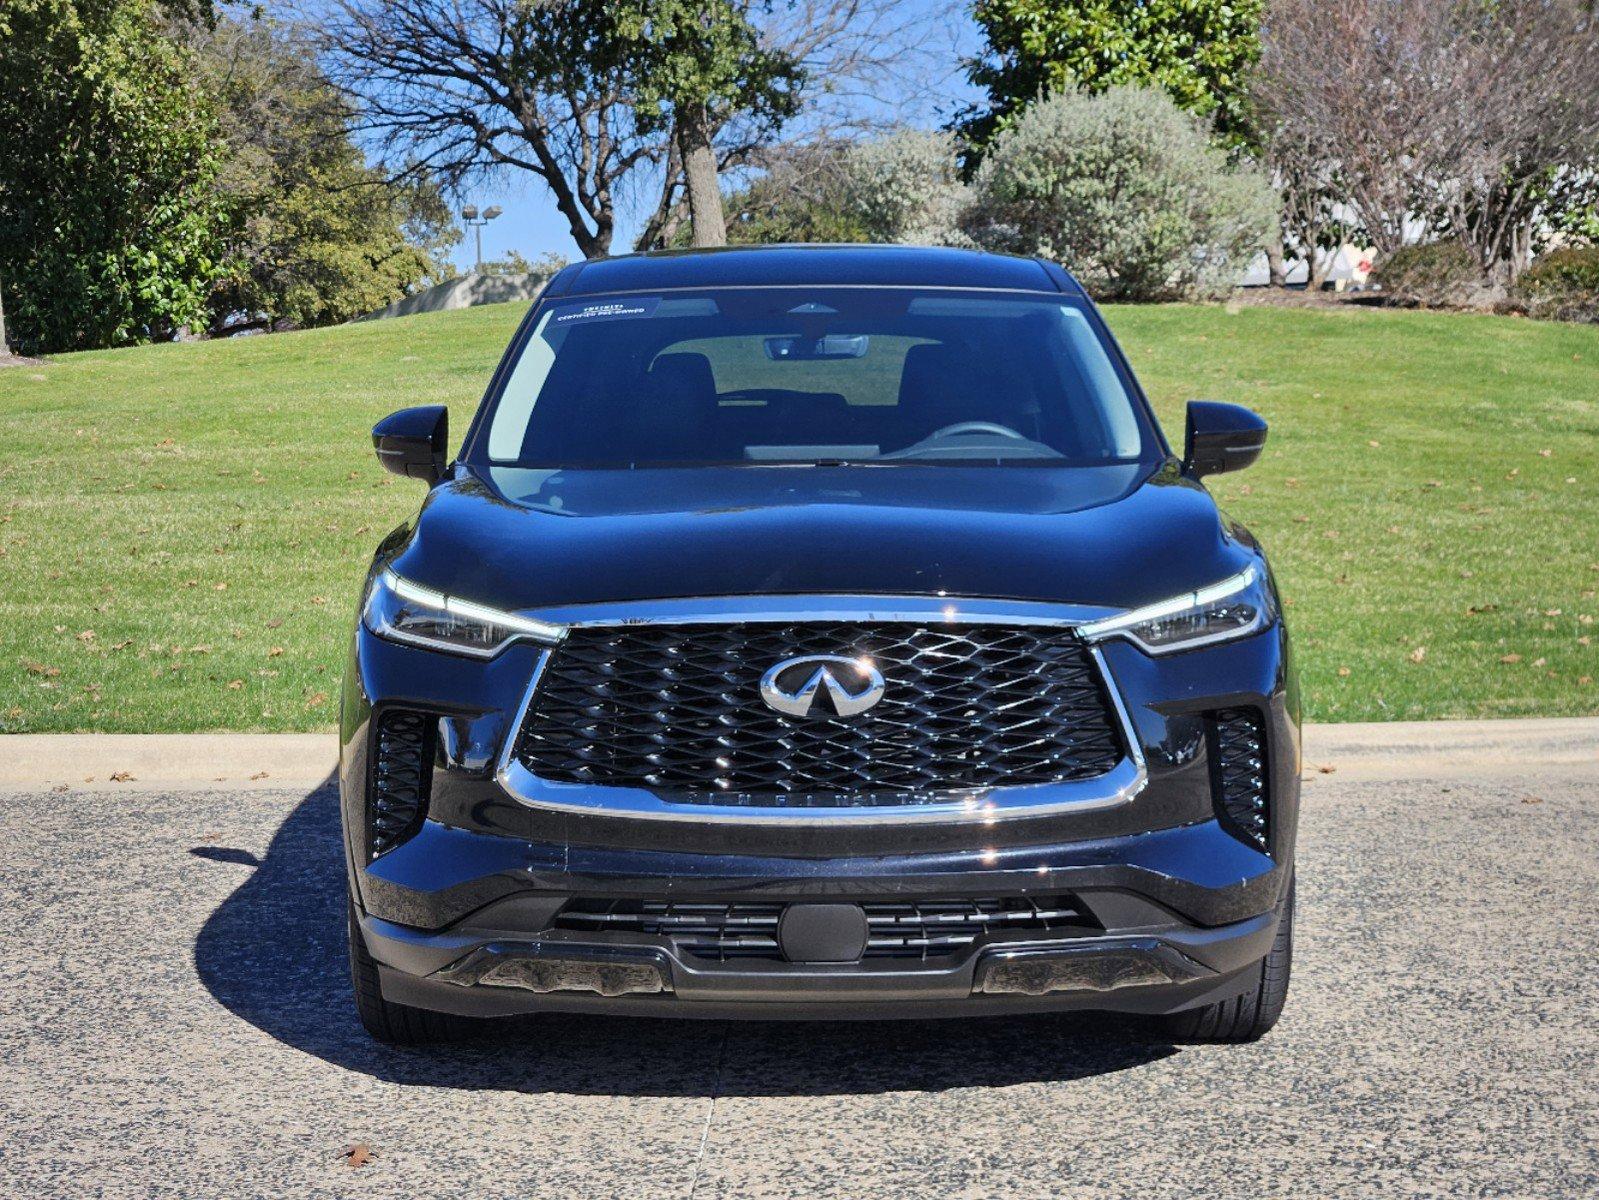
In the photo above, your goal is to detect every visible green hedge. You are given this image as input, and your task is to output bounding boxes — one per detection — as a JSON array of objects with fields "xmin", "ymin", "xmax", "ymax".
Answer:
[
  {"xmin": 1516, "ymin": 247, "xmax": 1599, "ymax": 323},
  {"xmin": 1370, "ymin": 242, "xmax": 1482, "ymax": 308}
]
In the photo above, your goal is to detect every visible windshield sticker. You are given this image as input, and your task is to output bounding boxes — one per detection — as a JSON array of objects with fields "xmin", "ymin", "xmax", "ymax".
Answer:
[{"xmin": 551, "ymin": 297, "xmax": 661, "ymax": 324}]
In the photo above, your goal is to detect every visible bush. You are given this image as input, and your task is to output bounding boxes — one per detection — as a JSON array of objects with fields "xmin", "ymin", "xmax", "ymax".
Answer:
[
  {"xmin": 1370, "ymin": 242, "xmax": 1483, "ymax": 309},
  {"xmin": 967, "ymin": 86, "xmax": 1277, "ymax": 300},
  {"xmin": 725, "ymin": 131, "xmax": 972, "ymax": 248},
  {"xmin": 842, "ymin": 130, "xmax": 973, "ymax": 247},
  {"xmin": 1515, "ymin": 247, "xmax": 1599, "ymax": 323}
]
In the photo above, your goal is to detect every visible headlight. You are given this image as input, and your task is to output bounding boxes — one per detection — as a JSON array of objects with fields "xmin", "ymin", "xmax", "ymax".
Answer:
[
  {"xmin": 362, "ymin": 569, "xmax": 564, "ymax": 658},
  {"xmin": 1079, "ymin": 564, "xmax": 1276, "ymax": 655}
]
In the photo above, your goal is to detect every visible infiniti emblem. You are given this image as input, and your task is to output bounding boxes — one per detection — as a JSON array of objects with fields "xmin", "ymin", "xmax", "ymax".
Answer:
[{"xmin": 759, "ymin": 654, "xmax": 886, "ymax": 718}]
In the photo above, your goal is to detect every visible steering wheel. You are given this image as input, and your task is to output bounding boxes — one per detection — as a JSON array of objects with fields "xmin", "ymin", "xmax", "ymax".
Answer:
[{"xmin": 927, "ymin": 421, "xmax": 1028, "ymax": 441}]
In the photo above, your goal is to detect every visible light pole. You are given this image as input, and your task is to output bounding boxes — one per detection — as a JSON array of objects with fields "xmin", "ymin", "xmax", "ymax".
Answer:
[{"xmin": 460, "ymin": 204, "xmax": 502, "ymax": 272}]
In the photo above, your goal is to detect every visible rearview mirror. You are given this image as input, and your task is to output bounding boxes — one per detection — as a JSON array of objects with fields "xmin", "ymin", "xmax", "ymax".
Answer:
[
  {"xmin": 1183, "ymin": 401, "xmax": 1267, "ymax": 479},
  {"xmin": 373, "ymin": 405, "xmax": 448, "ymax": 485},
  {"xmin": 764, "ymin": 334, "xmax": 870, "ymax": 361}
]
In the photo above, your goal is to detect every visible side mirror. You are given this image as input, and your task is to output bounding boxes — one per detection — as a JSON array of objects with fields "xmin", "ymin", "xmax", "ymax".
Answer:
[
  {"xmin": 372, "ymin": 405, "xmax": 448, "ymax": 485},
  {"xmin": 1183, "ymin": 401, "xmax": 1267, "ymax": 479}
]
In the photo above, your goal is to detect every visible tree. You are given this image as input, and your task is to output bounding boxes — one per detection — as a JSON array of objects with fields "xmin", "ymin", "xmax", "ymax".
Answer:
[
  {"xmin": 316, "ymin": 0, "xmax": 944, "ymax": 259},
  {"xmin": 0, "ymin": 0, "xmax": 229, "ymax": 353},
  {"xmin": 317, "ymin": 0, "xmax": 638, "ymax": 260},
  {"xmin": 184, "ymin": 12, "xmax": 457, "ymax": 332},
  {"xmin": 968, "ymin": 86, "xmax": 1277, "ymax": 300},
  {"xmin": 617, "ymin": 1, "xmax": 799, "ymax": 247},
  {"xmin": 1255, "ymin": 0, "xmax": 1599, "ymax": 284},
  {"xmin": 959, "ymin": 0, "xmax": 1266, "ymax": 163}
]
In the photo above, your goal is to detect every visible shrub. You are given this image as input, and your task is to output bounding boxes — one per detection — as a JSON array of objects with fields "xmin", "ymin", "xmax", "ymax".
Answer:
[
  {"xmin": 1370, "ymin": 242, "xmax": 1483, "ymax": 309},
  {"xmin": 967, "ymin": 86, "xmax": 1277, "ymax": 300},
  {"xmin": 1515, "ymin": 247, "xmax": 1599, "ymax": 323},
  {"xmin": 725, "ymin": 131, "xmax": 972, "ymax": 248},
  {"xmin": 843, "ymin": 130, "xmax": 974, "ymax": 247}
]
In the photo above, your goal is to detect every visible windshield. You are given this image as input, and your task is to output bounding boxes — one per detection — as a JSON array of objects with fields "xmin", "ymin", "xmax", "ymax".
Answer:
[{"xmin": 474, "ymin": 287, "xmax": 1152, "ymax": 468}]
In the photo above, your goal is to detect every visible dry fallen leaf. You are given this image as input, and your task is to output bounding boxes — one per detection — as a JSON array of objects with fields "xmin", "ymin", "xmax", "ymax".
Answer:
[
  {"xmin": 1318, "ymin": 764, "xmax": 1336, "ymax": 775},
  {"xmin": 304, "ymin": 690, "xmax": 329, "ymax": 709},
  {"xmin": 1337, "ymin": 666, "xmax": 1351, "ymax": 677},
  {"xmin": 1500, "ymin": 654, "xmax": 1523, "ymax": 664},
  {"xmin": 250, "ymin": 771, "xmax": 270, "ymax": 780},
  {"xmin": 226, "ymin": 679, "xmax": 244, "ymax": 690},
  {"xmin": 1407, "ymin": 646, "xmax": 1427, "ymax": 664},
  {"xmin": 109, "ymin": 771, "xmax": 134, "ymax": 782},
  {"xmin": 267, "ymin": 646, "xmax": 284, "ymax": 658},
  {"xmin": 342, "ymin": 1144, "xmax": 376, "ymax": 1169},
  {"xmin": 1521, "ymin": 795, "xmax": 1543, "ymax": 805}
]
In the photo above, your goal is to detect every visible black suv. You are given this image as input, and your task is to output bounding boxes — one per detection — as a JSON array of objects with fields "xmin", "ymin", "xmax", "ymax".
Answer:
[{"xmin": 343, "ymin": 245, "xmax": 1297, "ymax": 1043}]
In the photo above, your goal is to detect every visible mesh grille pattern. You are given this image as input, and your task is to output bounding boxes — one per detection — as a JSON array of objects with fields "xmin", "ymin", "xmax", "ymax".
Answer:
[
  {"xmin": 514, "ymin": 622, "xmax": 1123, "ymax": 801},
  {"xmin": 554, "ymin": 897, "xmax": 1093, "ymax": 961},
  {"xmin": 368, "ymin": 708, "xmax": 434, "ymax": 858},
  {"xmin": 1208, "ymin": 707, "xmax": 1267, "ymax": 849}
]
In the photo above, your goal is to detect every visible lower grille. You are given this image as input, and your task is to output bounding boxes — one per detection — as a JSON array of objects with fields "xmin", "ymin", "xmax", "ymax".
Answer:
[
  {"xmin": 514, "ymin": 621, "xmax": 1124, "ymax": 802},
  {"xmin": 367, "ymin": 708, "xmax": 435, "ymax": 859},
  {"xmin": 1208, "ymin": 707, "xmax": 1268, "ymax": 850},
  {"xmin": 553, "ymin": 897, "xmax": 1095, "ymax": 962}
]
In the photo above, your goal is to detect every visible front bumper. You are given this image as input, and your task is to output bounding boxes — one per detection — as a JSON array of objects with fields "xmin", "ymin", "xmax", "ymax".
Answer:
[
  {"xmin": 358, "ymin": 845, "xmax": 1285, "ymax": 1020},
  {"xmin": 340, "ymin": 593, "xmax": 1299, "ymax": 1019}
]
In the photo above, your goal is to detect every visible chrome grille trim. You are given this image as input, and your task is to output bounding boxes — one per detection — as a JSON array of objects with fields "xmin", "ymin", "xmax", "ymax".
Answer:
[{"xmin": 493, "ymin": 599, "xmax": 1146, "ymax": 824}]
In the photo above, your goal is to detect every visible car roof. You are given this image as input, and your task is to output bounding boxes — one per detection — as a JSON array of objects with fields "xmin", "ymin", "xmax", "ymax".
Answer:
[{"xmin": 550, "ymin": 244, "xmax": 1081, "ymax": 298}]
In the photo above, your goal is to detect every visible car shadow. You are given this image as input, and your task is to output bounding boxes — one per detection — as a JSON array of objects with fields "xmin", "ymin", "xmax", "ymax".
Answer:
[{"xmin": 193, "ymin": 776, "xmax": 1180, "ymax": 1097}]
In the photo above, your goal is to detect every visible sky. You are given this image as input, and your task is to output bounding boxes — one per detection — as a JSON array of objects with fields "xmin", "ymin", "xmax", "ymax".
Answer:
[{"xmin": 443, "ymin": 1, "xmax": 984, "ymax": 274}]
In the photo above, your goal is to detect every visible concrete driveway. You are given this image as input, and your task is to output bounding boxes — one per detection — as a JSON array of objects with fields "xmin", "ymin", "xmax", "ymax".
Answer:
[{"xmin": 1, "ymin": 721, "xmax": 1595, "ymax": 1198}]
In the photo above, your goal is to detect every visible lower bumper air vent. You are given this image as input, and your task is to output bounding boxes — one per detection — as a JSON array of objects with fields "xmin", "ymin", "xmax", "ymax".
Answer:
[
  {"xmin": 367, "ymin": 708, "xmax": 436, "ymax": 859},
  {"xmin": 1207, "ymin": 707, "xmax": 1268, "ymax": 850},
  {"xmin": 553, "ymin": 896, "xmax": 1096, "ymax": 962}
]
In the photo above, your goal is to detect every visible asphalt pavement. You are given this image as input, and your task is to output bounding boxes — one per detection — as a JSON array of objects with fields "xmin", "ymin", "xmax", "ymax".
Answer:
[{"xmin": 1, "ymin": 727, "xmax": 1595, "ymax": 1198}]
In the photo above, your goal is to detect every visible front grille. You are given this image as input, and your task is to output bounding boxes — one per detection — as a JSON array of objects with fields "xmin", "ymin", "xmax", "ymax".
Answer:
[
  {"xmin": 514, "ymin": 622, "xmax": 1123, "ymax": 801},
  {"xmin": 553, "ymin": 897, "xmax": 1095, "ymax": 961},
  {"xmin": 1208, "ymin": 707, "xmax": 1268, "ymax": 850},
  {"xmin": 367, "ymin": 708, "xmax": 435, "ymax": 858}
]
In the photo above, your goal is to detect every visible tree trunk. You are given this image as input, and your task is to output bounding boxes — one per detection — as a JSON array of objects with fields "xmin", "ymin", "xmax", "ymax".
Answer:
[
  {"xmin": 677, "ymin": 103, "xmax": 727, "ymax": 248},
  {"xmin": 1265, "ymin": 226, "xmax": 1288, "ymax": 288},
  {"xmin": 0, "ymin": 272, "xmax": 8, "ymax": 355}
]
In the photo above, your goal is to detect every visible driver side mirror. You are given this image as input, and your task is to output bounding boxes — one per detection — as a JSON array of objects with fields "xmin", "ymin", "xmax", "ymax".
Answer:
[
  {"xmin": 372, "ymin": 405, "xmax": 449, "ymax": 485},
  {"xmin": 1183, "ymin": 401, "xmax": 1267, "ymax": 479}
]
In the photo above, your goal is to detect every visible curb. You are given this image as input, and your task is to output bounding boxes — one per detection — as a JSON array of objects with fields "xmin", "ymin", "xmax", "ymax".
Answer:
[
  {"xmin": 2, "ymin": 718, "xmax": 1595, "ymax": 791},
  {"xmin": 1, "ymin": 733, "xmax": 336, "ymax": 791}
]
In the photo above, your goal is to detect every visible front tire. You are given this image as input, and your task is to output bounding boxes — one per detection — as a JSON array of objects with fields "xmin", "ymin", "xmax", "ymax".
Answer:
[
  {"xmin": 1162, "ymin": 879, "xmax": 1294, "ymax": 1043},
  {"xmin": 348, "ymin": 899, "xmax": 463, "ymax": 1045}
]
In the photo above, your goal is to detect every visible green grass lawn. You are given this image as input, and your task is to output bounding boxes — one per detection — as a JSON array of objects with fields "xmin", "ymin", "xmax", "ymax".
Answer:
[{"xmin": 2, "ymin": 301, "xmax": 1596, "ymax": 733}]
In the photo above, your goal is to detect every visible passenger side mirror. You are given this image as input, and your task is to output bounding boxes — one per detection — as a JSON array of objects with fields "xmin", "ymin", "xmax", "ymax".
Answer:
[
  {"xmin": 1183, "ymin": 401, "xmax": 1267, "ymax": 479},
  {"xmin": 373, "ymin": 405, "xmax": 449, "ymax": 485}
]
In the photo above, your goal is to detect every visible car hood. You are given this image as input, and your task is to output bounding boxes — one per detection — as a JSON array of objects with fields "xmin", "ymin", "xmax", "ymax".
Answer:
[{"xmin": 385, "ymin": 461, "xmax": 1255, "ymax": 616}]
